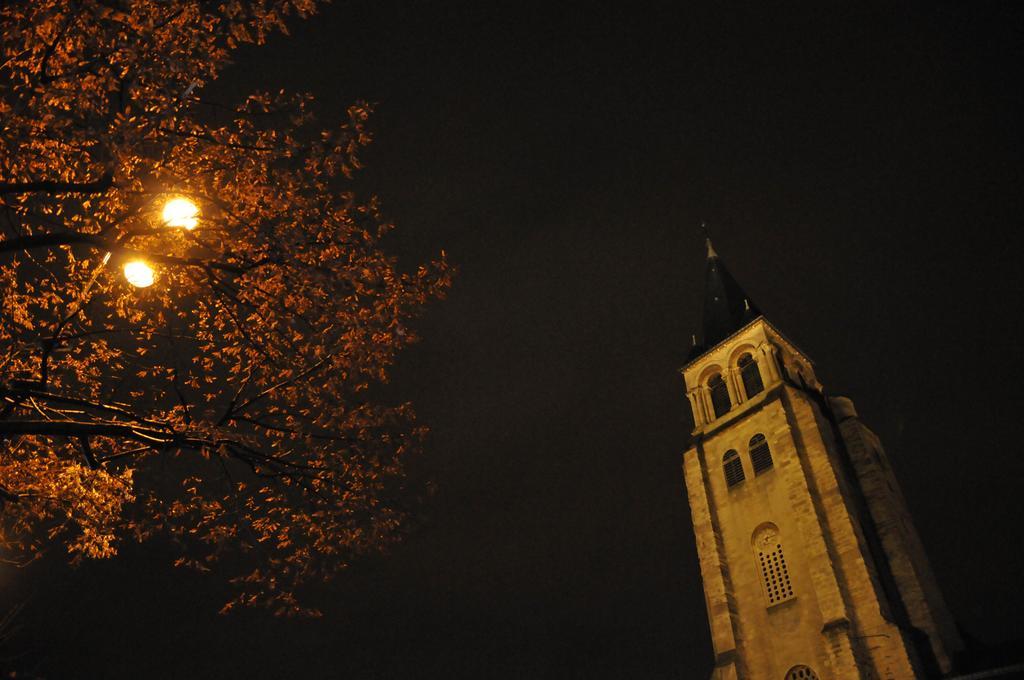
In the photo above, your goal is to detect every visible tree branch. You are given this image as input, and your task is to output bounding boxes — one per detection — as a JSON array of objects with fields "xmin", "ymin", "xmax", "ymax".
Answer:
[
  {"xmin": 0, "ymin": 419, "xmax": 321, "ymax": 477},
  {"xmin": 78, "ymin": 436, "xmax": 99, "ymax": 470},
  {"xmin": 2, "ymin": 385, "xmax": 171, "ymax": 430},
  {"xmin": 0, "ymin": 232, "xmax": 95, "ymax": 251},
  {"xmin": 0, "ymin": 171, "xmax": 113, "ymax": 195},
  {"xmin": 0, "ymin": 231, "xmax": 247, "ymax": 274},
  {"xmin": 0, "ymin": 419, "xmax": 183, "ymax": 444},
  {"xmin": 158, "ymin": 127, "xmax": 276, "ymax": 152}
]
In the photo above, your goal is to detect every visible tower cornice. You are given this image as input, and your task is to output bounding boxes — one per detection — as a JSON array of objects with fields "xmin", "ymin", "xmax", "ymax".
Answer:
[{"xmin": 680, "ymin": 315, "xmax": 814, "ymax": 373}]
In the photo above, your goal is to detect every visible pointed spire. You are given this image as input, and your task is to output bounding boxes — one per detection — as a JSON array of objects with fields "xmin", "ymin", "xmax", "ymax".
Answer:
[
  {"xmin": 701, "ymin": 221, "xmax": 718, "ymax": 259},
  {"xmin": 706, "ymin": 237, "xmax": 718, "ymax": 259},
  {"xmin": 698, "ymin": 225, "xmax": 761, "ymax": 350}
]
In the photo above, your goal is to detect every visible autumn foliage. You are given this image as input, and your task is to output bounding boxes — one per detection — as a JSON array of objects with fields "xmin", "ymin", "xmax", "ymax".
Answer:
[{"xmin": 0, "ymin": 1, "xmax": 451, "ymax": 614}]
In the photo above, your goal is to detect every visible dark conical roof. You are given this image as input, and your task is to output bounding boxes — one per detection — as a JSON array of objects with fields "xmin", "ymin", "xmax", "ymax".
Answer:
[{"xmin": 700, "ymin": 237, "xmax": 760, "ymax": 349}]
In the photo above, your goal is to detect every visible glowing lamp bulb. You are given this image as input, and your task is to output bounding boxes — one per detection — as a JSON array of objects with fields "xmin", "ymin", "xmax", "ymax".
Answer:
[
  {"xmin": 162, "ymin": 197, "xmax": 199, "ymax": 230},
  {"xmin": 123, "ymin": 260, "xmax": 155, "ymax": 288}
]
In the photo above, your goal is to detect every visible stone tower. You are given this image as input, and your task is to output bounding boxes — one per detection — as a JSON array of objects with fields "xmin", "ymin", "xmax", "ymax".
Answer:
[{"xmin": 681, "ymin": 239, "xmax": 962, "ymax": 680}]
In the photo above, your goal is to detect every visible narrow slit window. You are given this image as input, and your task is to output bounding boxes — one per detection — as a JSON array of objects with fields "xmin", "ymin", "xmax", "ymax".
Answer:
[
  {"xmin": 708, "ymin": 373, "xmax": 731, "ymax": 418},
  {"xmin": 723, "ymin": 450, "xmax": 745, "ymax": 488},
  {"xmin": 749, "ymin": 433, "xmax": 773, "ymax": 474},
  {"xmin": 738, "ymin": 352, "xmax": 764, "ymax": 398}
]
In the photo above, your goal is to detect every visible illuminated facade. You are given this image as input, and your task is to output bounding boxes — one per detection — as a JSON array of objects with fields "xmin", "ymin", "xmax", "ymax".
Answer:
[{"xmin": 681, "ymin": 240, "xmax": 962, "ymax": 679}]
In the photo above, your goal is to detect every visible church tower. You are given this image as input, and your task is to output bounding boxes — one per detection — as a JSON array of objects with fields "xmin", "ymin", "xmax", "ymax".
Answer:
[{"xmin": 681, "ymin": 239, "xmax": 962, "ymax": 680}]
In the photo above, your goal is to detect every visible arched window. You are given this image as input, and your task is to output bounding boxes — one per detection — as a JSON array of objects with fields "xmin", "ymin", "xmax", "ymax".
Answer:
[
  {"xmin": 738, "ymin": 352, "xmax": 764, "ymax": 398},
  {"xmin": 785, "ymin": 666, "xmax": 819, "ymax": 680},
  {"xmin": 708, "ymin": 373, "xmax": 730, "ymax": 418},
  {"xmin": 752, "ymin": 523, "xmax": 795, "ymax": 605},
  {"xmin": 749, "ymin": 433, "xmax": 773, "ymax": 474},
  {"xmin": 723, "ymin": 450, "xmax": 745, "ymax": 488}
]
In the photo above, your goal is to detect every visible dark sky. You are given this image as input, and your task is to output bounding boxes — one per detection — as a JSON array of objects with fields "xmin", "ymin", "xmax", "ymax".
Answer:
[{"xmin": 6, "ymin": 2, "xmax": 1024, "ymax": 678}]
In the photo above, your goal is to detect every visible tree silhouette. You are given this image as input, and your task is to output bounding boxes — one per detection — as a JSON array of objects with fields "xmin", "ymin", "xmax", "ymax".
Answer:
[{"xmin": 0, "ymin": 1, "xmax": 451, "ymax": 614}]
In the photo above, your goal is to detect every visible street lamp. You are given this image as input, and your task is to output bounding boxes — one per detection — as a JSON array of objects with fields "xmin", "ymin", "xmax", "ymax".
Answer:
[
  {"xmin": 161, "ymin": 196, "xmax": 199, "ymax": 230},
  {"xmin": 123, "ymin": 260, "xmax": 155, "ymax": 288},
  {"xmin": 119, "ymin": 196, "xmax": 200, "ymax": 287}
]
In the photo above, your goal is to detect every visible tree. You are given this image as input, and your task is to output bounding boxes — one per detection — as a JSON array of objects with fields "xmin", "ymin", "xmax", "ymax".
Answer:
[{"xmin": 0, "ymin": 1, "xmax": 452, "ymax": 614}]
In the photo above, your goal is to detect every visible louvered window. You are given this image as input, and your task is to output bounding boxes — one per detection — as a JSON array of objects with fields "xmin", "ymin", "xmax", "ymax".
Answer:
[
  {"xmin": 749, "ymin": 433, "xmax": 773, "ymax": 474},
  {"xmin": 738, "ymin": 353, "xmax": 764, "ymax": 398},
  {"xmin": 723, "ymin": 450, "xmax": 745, "ymax": 488},
  {"xmin": 785, "ymin": 666, "xmax": 819, "ymax": 680},
  {"xmin": 753, "ymin": 524, "xmax": 795, "ymax": 606},
  {"xmin": 708, "ymin": 373, "xmax": 730, "ymax": 418}
]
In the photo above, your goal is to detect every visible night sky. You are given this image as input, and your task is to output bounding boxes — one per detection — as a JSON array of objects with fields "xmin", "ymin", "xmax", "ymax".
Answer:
[{"xmin": 5, "ymin": 2, "xmax": 1024, "ymax": 678}]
